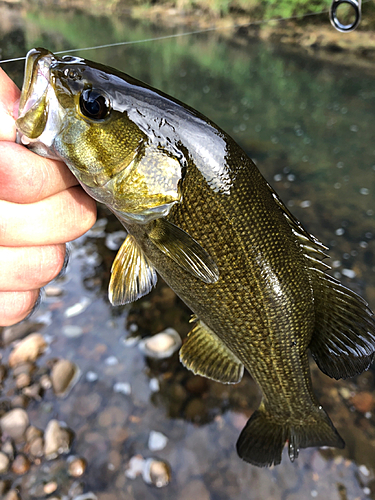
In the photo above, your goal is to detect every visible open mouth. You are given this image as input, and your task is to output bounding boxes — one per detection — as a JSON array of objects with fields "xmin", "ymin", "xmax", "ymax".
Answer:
[{"xmin": 16, "ymin": 48, "xmax": 55, "ymax": 142}]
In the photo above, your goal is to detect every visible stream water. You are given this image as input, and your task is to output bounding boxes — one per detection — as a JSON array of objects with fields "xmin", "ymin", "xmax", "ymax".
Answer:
[{"xmin": 1, "ymin": 4, "xmax": 375, "ymax": 500}]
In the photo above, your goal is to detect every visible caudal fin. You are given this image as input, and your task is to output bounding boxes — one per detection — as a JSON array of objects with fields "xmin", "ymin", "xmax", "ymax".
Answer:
[{"xmin": 236, "ymin": 402, "xmax": 344, "ymax": 467}]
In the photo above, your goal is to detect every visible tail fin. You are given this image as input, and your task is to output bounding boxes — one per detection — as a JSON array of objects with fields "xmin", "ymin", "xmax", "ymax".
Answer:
[{"xmin": 236, "ymin": 402, "xmax": 344, "ymax": 467}]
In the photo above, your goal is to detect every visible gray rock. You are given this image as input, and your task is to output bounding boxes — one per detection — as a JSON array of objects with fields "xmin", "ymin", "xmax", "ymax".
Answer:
[
  {"xmin": 0, "ymin": 408, "xmax": 29, "ymax": 440},
  {"xmin": 44, "ymin": 420, "xmax": 74, "ymax": 460},
  {"xmin": 51, "ymin": 359, "xmax": 79, "ymax": 398},
  {"xmin": 0, "ymin": 451, "xmax": 10, "ymax": 473}
]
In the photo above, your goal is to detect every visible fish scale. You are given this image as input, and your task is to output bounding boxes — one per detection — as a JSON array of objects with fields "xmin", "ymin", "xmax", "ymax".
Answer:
[{"xmin": 16, "ymin": 48, "xmax": 375, "ymax": 467}]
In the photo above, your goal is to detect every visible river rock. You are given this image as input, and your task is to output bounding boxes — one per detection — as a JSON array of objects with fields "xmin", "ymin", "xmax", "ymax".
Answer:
[
  {"xmin": 142, "ymin": 458, "xmax": 171, "ymax": 488},
  {"xmin": 0, "ymin": 451, "xmax": 10, "ymax": 473},
  {"xmin": 0, "ymin": 408, "xmax": 29, "ymax": 440},
  {"xmin": 68, "ymin": 456, "xmax": 87, "ymax": 477},
  {"xmin": 8, "ymin": 333, "xmax": 47, "ymax": 367},
  {"xmin": 139, "ymin": 328, "xmax": 182, "ymax": 359},
  {"xmin": 44, "ymin": 420, "xmax": 73, "ymax": 460},
  {"xmin": 51, "ymin": 359, "xmax": 79, "ymax": 398},
  {"xmin": 11, "ymin": 453, "xmax": 30, "ymax": 475}
]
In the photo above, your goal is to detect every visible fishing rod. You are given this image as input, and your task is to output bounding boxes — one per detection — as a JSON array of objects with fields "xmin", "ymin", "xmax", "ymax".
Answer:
[{"xmin": 0, "ymin": 0, "xmax": 365, "ymax": 65}]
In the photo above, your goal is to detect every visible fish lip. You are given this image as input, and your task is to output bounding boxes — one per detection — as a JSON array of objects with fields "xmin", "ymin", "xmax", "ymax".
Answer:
[{"xmin": 18, "ymin": 48, "xmax": 55, "ymax": 118}]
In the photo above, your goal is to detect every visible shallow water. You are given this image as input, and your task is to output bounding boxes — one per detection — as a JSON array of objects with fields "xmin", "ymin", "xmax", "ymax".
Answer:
[{"xmin": 1, "ymin": 5, "xmax": 375, "ymax": 500}]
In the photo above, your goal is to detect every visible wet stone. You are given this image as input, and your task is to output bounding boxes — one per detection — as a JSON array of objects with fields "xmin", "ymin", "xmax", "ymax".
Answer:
[
  {"xmin": 0, "ymin": 408, "xmax": 29, "ymax": 440},
  {"xmin": 4, "ymin": 490, "xmax": 21, "ymax": 500},
  {"xmin": 68, "ymin": 456, "xmax": 87, "ymax": 477},
  {"xmin": 8, "ymin": 333, "xmax": 47, "ymax": 367},
  {"xmin": 142, "ymin": 458, "xmax": 172, "ymax": 488},
  {"xmin": 28, "ymin": 436, "xmax": 44, "ymax": 458},
  {"xmin": 44, "ymin": 420, "xmax": 74, "ymax": 460},
  {"xmin": 2, "ymin": 321, "xmax": 44, "ymax": 345},
  {"xmin": 2, "ymin": 440, "xmax": 15, "ymax": 460},
  {"xmin": 0, "ymin": 451, "xmax": 10, "ymax": 473},
  {"xmin": 139, "ymin": 328, "xmax": 182, "ymax": 359},
  {"xmin": 15, "ymin": 372, "xmax": 31, "ymax": 389},
  {"xmin": 350, "ymin": 391, "xmax": 375, "ymax": 413},
  {"xmin": 11, "ymin": 453, "xmax": 30, "ymax": 475},
  {"xmin": 51, "ymin": 359, "xmax": 79, "ymax": 398}
]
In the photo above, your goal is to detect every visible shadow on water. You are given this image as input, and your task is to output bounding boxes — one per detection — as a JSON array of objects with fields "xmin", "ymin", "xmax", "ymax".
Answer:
[{"xmin": 1, "ymin": 3, "xmax": 375, "ymax": 499}]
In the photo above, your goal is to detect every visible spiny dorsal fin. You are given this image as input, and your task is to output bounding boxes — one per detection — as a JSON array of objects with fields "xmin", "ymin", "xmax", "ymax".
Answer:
[
  {"xmin": 266, "ymin": 182, "xmax": 330, "ymax": 270},
  {"xmin": 148, "ymin": 218, "xmax": 219, "ymax": 284},
  {"xmin": 179, "ymin": 318, "xmax": 244, "ymax": 384},
  {"xmin": 109, "ymin": 234, "xmax": 157, "ymax": 305},
  {"xmin": 309, "ymin": 269, "xmax": 375, "ymax": 379}
]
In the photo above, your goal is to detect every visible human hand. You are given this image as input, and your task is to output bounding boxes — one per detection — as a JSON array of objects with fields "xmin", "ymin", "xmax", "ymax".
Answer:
[{"xmin": 0, "ymin": 67, "xmax": 97, "ymax": 326}]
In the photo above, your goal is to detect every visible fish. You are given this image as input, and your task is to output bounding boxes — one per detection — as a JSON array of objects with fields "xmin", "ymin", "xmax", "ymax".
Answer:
[{"xmin": 16, "ymin": 47, "xmax": 375, "ymax": 467}]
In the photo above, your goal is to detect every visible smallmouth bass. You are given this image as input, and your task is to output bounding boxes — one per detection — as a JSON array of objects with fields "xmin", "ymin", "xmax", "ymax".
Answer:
[{"xmin": 16, "ymin": 48, "xmax": 375, "ymax": 467}]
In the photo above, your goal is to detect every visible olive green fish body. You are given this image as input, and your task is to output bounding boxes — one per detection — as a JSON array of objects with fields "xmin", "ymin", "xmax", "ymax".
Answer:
[{"xmin": 16, "ymin": 48, "xmax": 375, "ymax": 467}]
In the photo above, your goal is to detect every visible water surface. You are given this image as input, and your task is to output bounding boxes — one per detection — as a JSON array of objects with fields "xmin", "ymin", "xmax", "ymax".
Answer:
[{"xmin": 1, "ymin": 5, "xmax": 375, "ymax": 500}]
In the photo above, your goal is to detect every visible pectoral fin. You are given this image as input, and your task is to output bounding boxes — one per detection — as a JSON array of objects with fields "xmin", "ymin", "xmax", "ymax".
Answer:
[
  {"xmin": 179, "ymin": 318, "xmax": 244, "ymax": 384},
  {"xmin": 148, "ymin": 218, "xmax": 219, "ymax": 284},
  {"xmin": 109, "ymin": 234, "xmax": 157, "ymax": 305}
]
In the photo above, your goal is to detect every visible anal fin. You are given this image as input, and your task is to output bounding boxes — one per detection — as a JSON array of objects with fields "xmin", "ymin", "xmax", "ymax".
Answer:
[
  {"xmin": 179, "ymin": 318, "xmax": 244, "ymax": 384},
  {"xmin": 109, "ymin": 234, "xmax": 157, "ymax": 305},
  {"xmin": 309, "ymin": 269, "xmax": 375, "ymax": 379}
]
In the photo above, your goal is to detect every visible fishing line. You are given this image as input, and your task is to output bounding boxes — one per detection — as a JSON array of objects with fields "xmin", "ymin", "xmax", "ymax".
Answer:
[{"xmin": 0, "ymin": 3, "xmax": 359, "ymax": 65}]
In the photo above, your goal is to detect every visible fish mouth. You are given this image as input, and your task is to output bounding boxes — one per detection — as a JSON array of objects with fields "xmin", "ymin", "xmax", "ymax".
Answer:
[{"xmin": 16, "ymin": 48, "xmax": 62, "ymax": 148}]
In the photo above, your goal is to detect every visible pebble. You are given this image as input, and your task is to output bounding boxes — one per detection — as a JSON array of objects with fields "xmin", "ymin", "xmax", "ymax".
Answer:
[
  {"xmin": 2, "ymin": 439, "xmax": 15, "ymax": 460},
  {"xmin": 68, "ymin": 456, "xmax": 87, "ymax": 477},
  {"xmin": 11, "ymin": 453, "xmax": 30, "ymax": 475},
  {"xmin": 2, "ymin": 321, "xmax": 43, "ymax": 345},
  {"xmin": 139, "ymin": 328, "xmax": 182, "ymax": 359},
  {"xmin": 51, "ymin": 359, "xmax": 79, "ymax": 398},
  {"xmin": 44, "ymin": 482, "xmax": 58, "ymax": 495},
  {"xmin": 64, "ymin": 297, "xmax": 91, "ymax": 318},
  {"xmin": 350, "ymin": 391, "xmax": 375, "ymax": 413},
  {"xmin": 148, "ymin": 431, "xmax": 168, "ymax": 451},
  {"xmin": 62, "ymin": 325, "xmax": 84, "ymax": 338},
  {"xmin": 0, "ymin": 408, "xmax": 29, "ymax": 440},
  {"xmin": 44, "ymin": 420, "xmax": 74, "ymax": 460},
  {"xmin": 28, "ymin": 436, "xmax": 44, "ymax": 458},
  {"xmin": 44, "ymin": 285, "xmax": 64, "ymax": 297},
  {"xmin": 8, "ymin": 333, "xmax": 47, "ymax": 367},
  {"xmin": 125, "ymin": 455, "xmax": 145, "ymax": 479},
  {"xmin": 15, "ymin": 372, "xmax": 31, "ymax": 389},
  {"xmin": 4, "ymin": 490, "xmax": 21, "ymax": 500},
  {"xmin": 142, "ymin": 458, "xmax": 171, "ymax": 488},
  {"xmin": 0, "ymin": 451, "xmax": 10, "ymax": 473},
  {"xmin": 86, "ymin": 371, "xmax": 99, "ymax": 382},
  {"xmin": 113, "ymin": 382, "xmax": 131, "ymax": 395}
]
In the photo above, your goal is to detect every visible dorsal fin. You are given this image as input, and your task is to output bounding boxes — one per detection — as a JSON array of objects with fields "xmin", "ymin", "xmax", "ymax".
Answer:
[{"xmin": 266, "ymin": 182, "xmax": 330, "ymax": 271}]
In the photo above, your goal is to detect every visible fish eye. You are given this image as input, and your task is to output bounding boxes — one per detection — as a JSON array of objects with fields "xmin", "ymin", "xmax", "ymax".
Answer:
[{"xmin": 79, "ymin": 89, "xmax": 110, "ymax": 120}]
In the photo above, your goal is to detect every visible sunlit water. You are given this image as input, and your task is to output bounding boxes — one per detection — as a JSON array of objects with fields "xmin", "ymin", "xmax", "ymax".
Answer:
[{"xmin": 1, "ymin": 5, "xmax": 375, "ymax": 500}]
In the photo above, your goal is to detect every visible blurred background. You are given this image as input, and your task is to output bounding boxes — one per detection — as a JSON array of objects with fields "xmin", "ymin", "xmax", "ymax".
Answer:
[{"xmin": 1, "ymin": 1, "xmax": 375, "ymax": 499}]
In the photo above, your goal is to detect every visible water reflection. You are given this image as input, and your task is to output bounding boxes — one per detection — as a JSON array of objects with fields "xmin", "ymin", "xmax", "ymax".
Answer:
[{"xmin": 0, "ymin": 3, "xmax": 375, "ymax": 500}]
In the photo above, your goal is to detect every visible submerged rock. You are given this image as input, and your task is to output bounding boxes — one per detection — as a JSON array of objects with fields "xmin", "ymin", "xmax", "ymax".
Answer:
[
  {"xmin": 139, "ymin": 328, "xmax": 182, "ymax": 359},
  {"xmin": 0, "ymin": 408, "xmax": 29, "ymax": 440},
  {"xmin": 68, "ymin": 456, "xmax": 87, "ymax": 478},
  {"xmin": 0, "ymin": 451, "xmax": 10, "ymax": 474},
  {"xmin": 51, "ymin": 359, "xmax": 80, "ymax": 398},
  {"xmin": 142, "ymin": 458, "xmax": 172, "ymax": 488},
  {"xmin": 44, "ymin": 420, "xmax": 74, "ymax": 460},
  {"xmin": 8, "ymin": 333, "xmax": 47, "ymax": 367}
]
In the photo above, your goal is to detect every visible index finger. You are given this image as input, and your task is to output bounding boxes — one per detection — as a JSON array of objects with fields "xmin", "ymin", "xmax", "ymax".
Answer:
[{"xmin": 0, "ymin": 67, "xmax": 20, "ymax": 142}]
